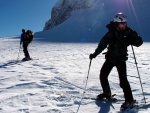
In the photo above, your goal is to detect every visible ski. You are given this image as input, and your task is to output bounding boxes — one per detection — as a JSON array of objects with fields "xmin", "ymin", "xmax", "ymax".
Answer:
[
  {"xmin": 84, "ymin": 94, "xmax": 118, "ymax": 102},
  {"xmin": 135, "ymin": 103, "xmax": 150, "ymax": 109},
  {"xmin": 96, "ymin": 94, "xmax": 117, "ymax": 102},
  {"xmin": 120, "ymin": 98, "xmax": 149, "ymax": 111},
  {"xmin": 120, "ymin": 103, "xmax": 150, "ymax": 111}
]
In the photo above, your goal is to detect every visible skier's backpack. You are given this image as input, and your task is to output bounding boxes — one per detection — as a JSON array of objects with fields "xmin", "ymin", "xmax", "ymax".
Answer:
[{"xmin": 26, "ymin": 30, "xmax": 34, "ymax": 43}]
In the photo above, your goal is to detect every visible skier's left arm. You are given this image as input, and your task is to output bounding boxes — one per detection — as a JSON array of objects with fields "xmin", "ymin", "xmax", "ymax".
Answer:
[{"xmin": 127, "ymin": 28, "xmax": 143, "ymax": 47}]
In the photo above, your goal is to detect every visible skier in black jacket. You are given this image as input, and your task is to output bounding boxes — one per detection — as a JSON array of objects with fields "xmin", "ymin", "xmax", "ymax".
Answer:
[
  {"xmin": 20, "ymin": 29, "xmax": 31, "ymax": 61},
  {"xmin": 89, "ymin": 13, "xmax": 143, "ymax": 109}
]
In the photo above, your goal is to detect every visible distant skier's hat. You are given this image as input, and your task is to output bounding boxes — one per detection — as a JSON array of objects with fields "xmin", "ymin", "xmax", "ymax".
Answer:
[
  {"xmin": 22, "ymin": 29, "xmax": 25, "ymax": 32},
  {"xmin": 114, "ymin": 13, "xmax": 127, "ymax": 23}
]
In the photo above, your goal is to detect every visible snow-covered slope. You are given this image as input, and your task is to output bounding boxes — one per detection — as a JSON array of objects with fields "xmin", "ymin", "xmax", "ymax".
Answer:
[
  {"xmin": 0, "ymin": 37, "xmax": 150, "ymax": 113},
  {"xmin": 43, "ymin": 0, "xmax": 95, "ymax": 30}
]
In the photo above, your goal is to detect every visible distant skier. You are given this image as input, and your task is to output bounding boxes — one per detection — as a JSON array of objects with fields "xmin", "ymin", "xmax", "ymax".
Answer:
[
  {"xmin": 20, "ymin": 29, "xmax": 33, "ymax": 61},
  {"xmin": 89, "ymin": 13, "xmax": 143, "ymax": 109}
]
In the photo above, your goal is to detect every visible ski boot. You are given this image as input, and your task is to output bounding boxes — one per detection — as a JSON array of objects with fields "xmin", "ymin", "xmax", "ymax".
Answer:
[
  {"xmin": 120, "ymin": 100, "xmax": 136, "ymax": 110},
  {"xmin": 97, "ymin": 93, "xmax": 111, "ymax": 100},
  {"xmin": 22, "ymin": 57, "xmax": 31, "ymax": 61},
  {"xmin": 96, "ymin": 93, "xmax": 117, "ymax": 102}
]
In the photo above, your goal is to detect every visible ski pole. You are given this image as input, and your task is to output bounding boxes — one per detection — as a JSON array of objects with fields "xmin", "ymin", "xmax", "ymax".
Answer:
[
  {"xmin": 131, "ymin": 45, "xmax": 146, "ymax": 104},
  {"xmin": 76, "ymin": 59, "xmax": 92, "ymax": 113},
  {"xmin": 17, "ymin": 45, "xmax": 22, "ymax": 60}
]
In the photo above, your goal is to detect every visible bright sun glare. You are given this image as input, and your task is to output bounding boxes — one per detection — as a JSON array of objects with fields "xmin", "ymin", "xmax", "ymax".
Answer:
[{"xmin": 128, "ymin": 0, "xmax": 141, "ymax": 32}]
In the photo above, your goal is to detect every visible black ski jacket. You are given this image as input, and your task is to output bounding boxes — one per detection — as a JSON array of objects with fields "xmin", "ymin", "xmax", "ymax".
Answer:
[{"xmin": 93, "ymin": 21, "xmax": 143, "ymax": 63}]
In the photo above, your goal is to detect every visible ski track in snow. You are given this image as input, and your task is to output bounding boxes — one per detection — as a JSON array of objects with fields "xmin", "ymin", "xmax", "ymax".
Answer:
[{"xmin": 0, "ymin": 38, "xmax": 150, "ymax": 113}]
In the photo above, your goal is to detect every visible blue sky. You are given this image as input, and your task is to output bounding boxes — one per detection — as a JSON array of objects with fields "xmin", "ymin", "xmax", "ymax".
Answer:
[
  {"xmin": 0, "ymin": 0, "xmax": 57, "ymax": 38},
  {"xmin": 0, "ymin": 0, "xmax": 150, "ymax": 41}
]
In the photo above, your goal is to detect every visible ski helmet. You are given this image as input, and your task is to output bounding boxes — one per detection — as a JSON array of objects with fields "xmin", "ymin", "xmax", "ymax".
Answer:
[{"xmin": 114, "ymin": 13, "xmax": 127, "ymax": 23}]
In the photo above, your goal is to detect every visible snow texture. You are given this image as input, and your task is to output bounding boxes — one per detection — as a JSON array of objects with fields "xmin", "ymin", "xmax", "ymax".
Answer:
[{"xmin": 0, "ymin": 37, "xmax": 150, "ymax": 113}]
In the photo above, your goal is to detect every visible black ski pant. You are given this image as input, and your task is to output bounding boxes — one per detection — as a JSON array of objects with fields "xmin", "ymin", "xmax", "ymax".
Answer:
[
  {"xmin": 100, "ymin": 60, "xmax": 134, "ymax": 102},
  {"xmin": 23, "ymin": 43, "xmax": 30, "ymax": 58}
]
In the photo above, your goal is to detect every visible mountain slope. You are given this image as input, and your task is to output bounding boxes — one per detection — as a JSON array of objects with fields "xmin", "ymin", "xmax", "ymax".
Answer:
[
  {"xmin": 34, "ymin": 0, "xmax": 150, "ymax": 42},
  {"xmin": 35, "ymin": 0, "xmax": 107, "ymax": 42},
  {"xmin": 43, "ymin": 0, "xmax": 96, "ymax": 30}
]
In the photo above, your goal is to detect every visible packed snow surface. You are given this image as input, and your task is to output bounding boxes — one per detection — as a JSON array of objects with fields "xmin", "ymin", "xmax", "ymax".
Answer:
[{"xmin": 0, "ymin": 37, "xmax": 150, "ymax": 113}]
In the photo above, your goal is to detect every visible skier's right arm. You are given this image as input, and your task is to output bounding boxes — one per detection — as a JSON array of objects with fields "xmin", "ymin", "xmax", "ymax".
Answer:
[
  {"xmin": 89, "ymin": 33, "xmax": 109, "ymax": 60},
  {"xmin": 20, "ymin": 34, "xmax": 23, "ymax": 45}
]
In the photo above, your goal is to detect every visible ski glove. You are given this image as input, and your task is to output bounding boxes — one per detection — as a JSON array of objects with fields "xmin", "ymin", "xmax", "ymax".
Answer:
[
  {"xmin": 128, "ymin": 30, "xmax": 143, "ymax": 47},
  {"xmin": 89, "ymin": 53, "xmax": 96, "ymax": 60}
]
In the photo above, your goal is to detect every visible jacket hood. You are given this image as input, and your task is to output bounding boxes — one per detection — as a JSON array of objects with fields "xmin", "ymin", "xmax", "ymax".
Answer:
[{"xmin": 106, "ymin": 21, "xmax": 116, "ymax": 31}]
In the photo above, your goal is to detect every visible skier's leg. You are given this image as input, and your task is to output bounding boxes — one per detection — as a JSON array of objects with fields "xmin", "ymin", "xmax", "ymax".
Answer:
[
  {"xmin": 116, "ymin": 61, "xmax": 134, "ymax": 102},
  {"xmin": 26, "ymin": 44, "xmax": 30, "ymax": 58},
  {"xmin": 99, "ymin": 60, "xmax": 114, "ymax": 98},
  {"xmin": 23, "ymin": 43, "xmax": 30, "ymax": 58}
]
